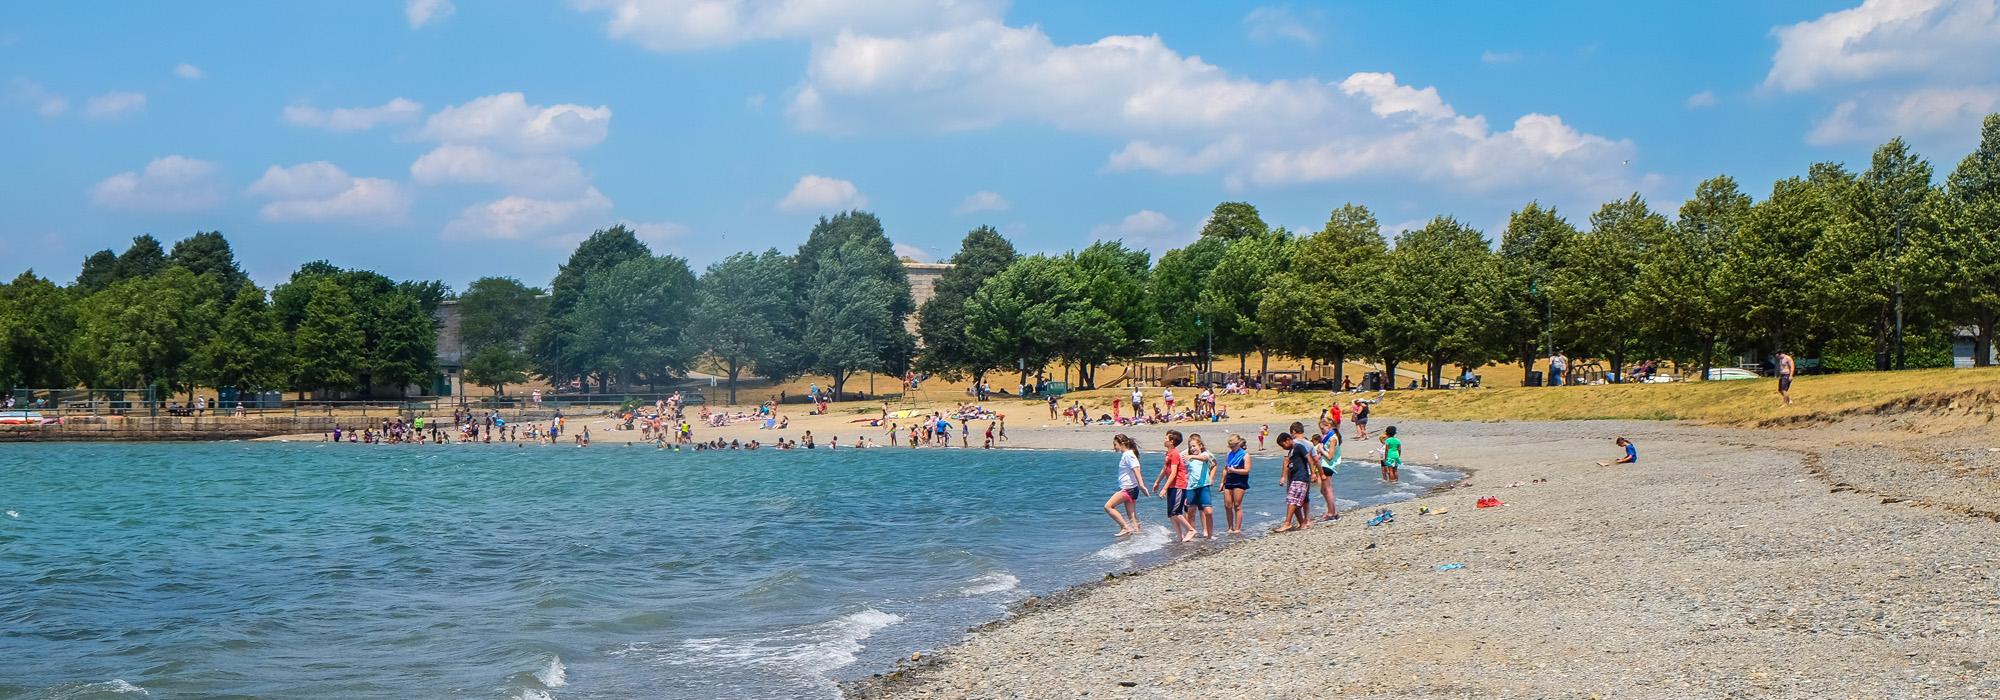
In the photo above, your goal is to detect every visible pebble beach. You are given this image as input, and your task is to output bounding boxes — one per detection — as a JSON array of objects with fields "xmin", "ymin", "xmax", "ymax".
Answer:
[{"xmin": 844, "ymin": 416, "xmax": 2000, "ymax": 699}]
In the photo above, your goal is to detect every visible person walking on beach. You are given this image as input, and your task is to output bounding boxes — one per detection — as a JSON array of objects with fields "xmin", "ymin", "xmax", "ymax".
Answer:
[
  {"xmin": 1105, "ymin": 434, "xmax": 1149, "ymax": 536},
  {"xmin": 1221, "ymin": 434, "xmax": 1252, "ymax": 534},
  {"xmin": 1274, "ymin": 431, "xmax": 1315, "ymax": 533},
  {"xmin": 1257, "ymin": 424, "xmax": 1269, "ymax": 450},
  {"xmin": 1776, "ymin": 350, "xmax": 1795, "ymax": 406},
  {"xmin": 1351, "ymin": 399, "xmax": 1371, "ymax": 439},
  {"xmin": 1151, "ymin": 430, "xmax": 1196, "ymax": 543},
  {"xmin": 1379, "ymin": 425, "xmax": 1402, "ymax": 482},
  {"xmin": 1184, "ymin": 432, "xmax": 1216, "ymax": 540}
]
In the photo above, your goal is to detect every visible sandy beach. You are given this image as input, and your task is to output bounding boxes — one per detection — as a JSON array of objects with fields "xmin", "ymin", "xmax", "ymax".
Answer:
[{"xmin": 821, "ymin": 413, "xmax": 2000, "ymax": 699}]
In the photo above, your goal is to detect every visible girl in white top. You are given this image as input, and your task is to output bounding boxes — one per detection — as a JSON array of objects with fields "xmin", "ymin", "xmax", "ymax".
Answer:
[{"xmin": 1105, "ymin": 433, "xmax": 1149, "ymax": 537}]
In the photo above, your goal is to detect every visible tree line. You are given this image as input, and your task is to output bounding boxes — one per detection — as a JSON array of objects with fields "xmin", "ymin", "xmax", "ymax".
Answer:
[
  {"xmin": 916, "ymin": 117, "xmax": 2000, "ymax": 388},
  {"xmin": 0, "ymin": 232, "xmax": 445, "ymax": 400},
  {"xmin": 5, "ymin": 116, "xmax": 1997, "ymax": 402}
]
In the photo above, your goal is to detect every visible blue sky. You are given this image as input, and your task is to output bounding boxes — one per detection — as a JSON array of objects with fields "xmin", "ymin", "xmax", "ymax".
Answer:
[{"xmin": 5, "ymin": 0, "xmax": 1999, "ymax": 290}]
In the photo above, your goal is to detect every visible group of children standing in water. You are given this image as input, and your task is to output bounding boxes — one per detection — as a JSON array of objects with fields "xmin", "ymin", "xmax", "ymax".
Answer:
[{"xmin": 1104, "ymin": 409, "xmax": 1405, "ymax": 540}]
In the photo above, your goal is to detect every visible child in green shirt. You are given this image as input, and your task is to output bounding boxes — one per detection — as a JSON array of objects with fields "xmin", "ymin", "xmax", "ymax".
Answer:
[{"xmin": 1379, "ymin": 425, "xmax": 1402, "ymax": 483}]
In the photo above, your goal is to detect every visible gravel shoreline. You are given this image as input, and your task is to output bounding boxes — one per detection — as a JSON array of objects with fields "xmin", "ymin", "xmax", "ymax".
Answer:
[{"xmin": 845, "ymin": 418, "xmax": 2000, "ymax": 699}]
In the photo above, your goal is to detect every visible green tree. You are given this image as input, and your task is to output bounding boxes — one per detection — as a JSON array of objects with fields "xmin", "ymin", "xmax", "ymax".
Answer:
[
  {"xmin": 788, "ymin": 212, "xmax": 915, "ymax": 399},
  {"xmin": 1549, "ymin": 194, "xmax": 1666, "ymax": 376},
  {"xmin": 1150, "ymin": 237, "xmax": 1228, "ymax": 357},
  {"xmin": 1825, "ymin": 138, "xmax": 1938, "ymax": 369},
  {"xmin": 916, "ymin": 226, "xmax": 1019, "ymax": 381},
  {"xmin": 457, "ymin": 276, "xmax": 545, "ymax": 356},
  {"xmin": 1198, "ymin": 228, "xmax": 1290, "ymax": 375},
  {"xmin": 368, "ymin": 291, "xmax": 439, "ymax": 396},
  {"xmin": 1260, "ymin": 204, "xmax": 1389, "ymax": 387},
  {"xmin": 962, "ymin": 254, "xmax": 1114, "ymax": 388},
  {"xmin": 1373, "ymin": 217, "xmax": 1502, "ymax": 388},
  {"xmin": 1199, "ymin": 201, "xmax": 1271, "ymax": 241},
  {"xmin": 531, "ymin": 225, "xmax": 652, "ymax": 391},
  {"xmin": 74, "ymin": 250, "xmax": 120, "ymax": 293},
  {"xmin": 193, "ymin": 282, "xmax": 287, "ymax": 392},
  {"xmin": 691, "ymin": 250, "xmax": 794, "ymax": 404},
  {"xmin": 168, "ymin": 231, "xmax": 249, "ymax": 293},
  {"xmin": 568, "ymin": 255, "xmax": 697, "ymax": 391},
  {"xmin": 1067, "ymin": 240, "xmax": 1153, "ymax": 387},
  {"xmin": 70, "ymin": 267, "xmax": 218, "ymax": 393},
  {"xmin": 1727, "ymin": 167, "xmax": 1852, "ymax": 354},
  {"xmin": 114, "ymin": 234, "xmax": 169, "ymax": 281},
  {"xmin": 0, "ymin": 271, "xmax": 77, "ymax": 389},
  {"xmin": 1937, "ymin": 113, "xmax": 2000, "ymax": 365},
  {"xmin": 1635, "ymin": 176, "xmax": 1751, "ymax": 379},
  {"xmin": 290, "ymin": 277, "xmax": 366, "ymax": 395},
  {"xmin": 462, "ymin": 346, "xmax": 531, "ymax": 396},
  {"xmin": 1491, "ymin": 203, "xmax": 1579, "ymax": 385}
]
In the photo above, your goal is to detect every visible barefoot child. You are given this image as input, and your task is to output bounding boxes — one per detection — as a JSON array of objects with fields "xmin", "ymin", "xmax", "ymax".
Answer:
[
  {"xmin": 1274, "ymin": 431, "xmax": 1315, "ymax": 532},
  {"xmin": 1151, "ymin": 430, "xmax": 1196, "ymax": 543},
  {"xmin": 1184, "ymin": 434, "xmax": 1217, "ymax": 539},
  {"xmin": 1379, "ymin": 425, "xmax": 1402, "ymax": 482},
  {"xmin": 1104, "ymin": 434, "xmax": 1148, "ymax": 536},
  {"xmin": 1314, "ymin": 427, "xmax": 1342, "ymax": 521},
  {"xmin": 1221, "ymin": 435, "xmax": 1252, "ymax": 534},
  {"xmin": 1257, "ymin": 424, "xmax": 1269, "ymax": 450}
]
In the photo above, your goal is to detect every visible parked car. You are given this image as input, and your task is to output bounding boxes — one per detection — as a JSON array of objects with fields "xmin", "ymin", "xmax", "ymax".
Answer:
[{"xmin": 1705, "ymin": 367, "xmax": 1760, "ymax": 381}]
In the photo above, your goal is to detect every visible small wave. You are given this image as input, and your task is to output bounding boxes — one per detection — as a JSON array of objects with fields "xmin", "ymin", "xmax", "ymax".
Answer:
[
  {"xmin": 957, "ymin": 571, "xmax": 1020, "ymax": 596},
  {"xmin": 676, "ymin": 608, "xmax": 904, "ymax": 674},
  {"xmin": 1092, "ymin": 523, "xmax": 1172, "ymax": 561},
  {"xmin": 40, "ymin": 680, "xmax": 149, "ymax": 698},
  {"xmin": 535, "ymin": 655, "xmax": 567, "ymax": 689}
]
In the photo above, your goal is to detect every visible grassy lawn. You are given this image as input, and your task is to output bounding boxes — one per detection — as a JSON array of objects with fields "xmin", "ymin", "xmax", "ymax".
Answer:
[{"xmin": 1046, "ymin": 367, "xmax": 2000, "ymax": 425}]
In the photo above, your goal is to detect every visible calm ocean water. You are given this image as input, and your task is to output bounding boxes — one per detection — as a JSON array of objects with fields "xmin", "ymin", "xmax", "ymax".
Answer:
[{"xmin": 0, "ymin": 440, "xmax": 1456, "ymax": 699}]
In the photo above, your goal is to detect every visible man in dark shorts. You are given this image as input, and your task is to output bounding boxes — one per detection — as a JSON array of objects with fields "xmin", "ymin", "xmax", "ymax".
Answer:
[{"xmin": 1776, "ymin": 350, "xmax": 1795, "ymax": 406}]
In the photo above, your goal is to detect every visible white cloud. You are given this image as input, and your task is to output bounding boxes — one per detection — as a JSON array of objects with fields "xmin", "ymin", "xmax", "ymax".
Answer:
[
  {"xmin": 1765, "ymin": 0, "xmax": 2000, "ymax": 92},
  {"xmin": 418, "ymin": 92, "xmax": 611, "ymax": 152},
  {"xmin": 570, "ymin": 0, "xmax": 1006, "ymax": 52},
  {"xmin": 89, "ymin": 155, "xmax": 226, "ymax": 213},
  {"xmin": 1243, "ymin": 6, "xmax": 1319, "ymax": 46},
  {"xmin": 1480, "ymin": 50, "xmax": 1521, "ymax": 64},
  {"xmin": 778, "ymin": 175, "xmax": 867, "ymax": 213},
  {"xmin": 407, "ymin": 0, "xmax": 456, "ymax": 28},
  {"xmin": 11, "ymin": 79, "xmax": 68, "ymax": 117},
  {"xmin": 1684, "ymin": 90, "xmax": 1717, "ymax": 109},
  {"xmin": 282, "ymin": 98, "xmax": 424, "ymax": 132},
  {"xmin": 892, "ymin": 242, "xmax": 932, "ymax": 261},
  {"xmin": 1768, "ymin": 1, "xmax": 2000, "ymax": 144},
  {"xmin": 443, "ymin": 188, "xmax": 614, "ymax": 240},
  {"xmin": 410, "ymin": 144, "xmax": 590, "ymax": 197},
  {"xmin": 83, "ymin": 91, "xmax": 146, "ymax": 120},
  {"xmin": 1807, "ymin": 85, "xmax": 2000, "ymax": 144},
  {"xmin": 786, "ymin": 19, "xmax": 1643, "ymax": 196},
  {"xmin": 174, "ymin": 63, "xmax": 204, "ymax": 80},
  {"xmin": 954, "ymin": 190, "xmax": 1009, "ymax": 214},
  {"xmin": 247, "ymin": 162, "xmax": 410, "ymax": 223},
  {"xmin": 1089, "ymin": 209, "xmax": 1181, "ymax": 249}
]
